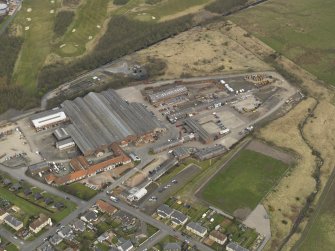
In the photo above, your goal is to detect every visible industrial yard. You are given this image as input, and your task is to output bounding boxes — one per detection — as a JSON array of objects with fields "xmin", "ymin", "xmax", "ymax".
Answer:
[{"xmin": 0, "ymin": 71, "xmax": 300, "ymax": 251}]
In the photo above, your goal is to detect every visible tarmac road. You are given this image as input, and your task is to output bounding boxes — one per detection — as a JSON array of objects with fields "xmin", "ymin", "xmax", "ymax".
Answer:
[{"xmin": 22, "ymin": 157, "xmax": 155, "ymax": 251}]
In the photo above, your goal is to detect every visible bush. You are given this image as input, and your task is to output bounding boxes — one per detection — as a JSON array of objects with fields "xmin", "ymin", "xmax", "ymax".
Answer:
[{"xmin": 54, "ymin": 10, "xmax": 75, "ymax": 37}]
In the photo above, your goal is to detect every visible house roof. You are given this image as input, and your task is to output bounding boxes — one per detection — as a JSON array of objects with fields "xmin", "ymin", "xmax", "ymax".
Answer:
[
  {"xmin": 118, "ymin": 240, "xmax": 133, "ymax": 251},
  {"xmin": 226, "ymin": 242, "xmax": 250, "ymax": 251},
  {"xmin": 157, "ymin": 204, "xmax": 174, "ymax": 217},
  {"xmin": 164, "ymin": 242, "xmax": 181, "ymax": 251},
  {"xmin": 23, "ymin": 188, "xmax": 32, "ymax": 195},
  {"xmin": 54, "ymin": 202, "xmax": 65, "ymax": 209},
  {"xmin": 70, "ymin": 156, "xmax": 90, "ymax": 171},
  {"xmin": 30, "ymin": 214, "xmax": 49, "ymax": 230},
  {"xmin": 59, "ymin": 226, "xmax": 72, "ymax": 237},
  {"xmin": 82, "ymin": 210, "xmax": 97, "ymax": 222},
  {"xmin": 210, "ymin": 230, "xmax": 227, "ymax": 241},
  {"xmin": 186, "ymin": 221, "xmax": 207, "ymax": 235},
  {"xmin": 11, "ymin": 183, "xmax": 22, "ymax": 190},
  {"xmin": 44, "ymin": 197, "xmax": 54, "ymax": 205},
  {"xmin": 49, "ymin": 234, "xmax": 62, "ymax": 245},
  {"xmin": 96, "ymin": 199, "xmax": 117, "ymax": 215},
  {"xmin": 34, "ymin": 193, "xmax": 43, "ymax": 200},
  {"xmin": 171, "ymin": 210, "xmax": 188, "ymax": 224},
  {"xmin": 4, "ymin": 214, "xmax": 22, "ymax": 227},
  {"xmin": 53, "ymin": 154, "xmax": 131, "ymax": 185},
  {"xmin": 72, "ymin": 219, "xmax": 86, "ymax": 231}
]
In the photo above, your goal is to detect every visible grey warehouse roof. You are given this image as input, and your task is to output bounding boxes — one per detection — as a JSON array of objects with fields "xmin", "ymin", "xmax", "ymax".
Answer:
[{"xmin": 61, "ymin": 89, "xmax": 164, "ymax": 154}]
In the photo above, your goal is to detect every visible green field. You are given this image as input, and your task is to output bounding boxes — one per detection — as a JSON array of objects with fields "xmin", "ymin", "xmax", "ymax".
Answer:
[
  {"xmin": 60, "ymin": 183, "xmax": 98, "ymax": 200},
  {"xmin": 231, "ymin": 0, "xmax": 335, "ymax": 86},
  {"xmin": 56, "ymin": 0, "xmax": 110, "ymax": 56},
  {"xmin": 11, "ymin": 0, "xmax": 61, "ymax": 93},
  {"xmin": 0, "ymin": 185, "xmax": 76, "ymax": 223},
  {"xmin": 145, "ymin": 0, "xmax": 210, "ymax": 19},
  {"xmin": 199, "ymin": 150, "xmax": 288, "ymax": 214},
  {"xmin": 294, "ymin": 172, "xmax": 335, "ymax": 251}
]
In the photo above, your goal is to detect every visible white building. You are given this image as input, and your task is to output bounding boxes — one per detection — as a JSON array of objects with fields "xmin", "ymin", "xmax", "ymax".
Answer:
[
  {"xmin": 127, "ymin": 187, "xmax": 147, "ymax": 201},
  {"xmin": 56, "ymin": 138, "xmax": 75, "ymax": 150},
  {"xmin": 31, "ymin": 110, "xmax": 67, "ymax": 130}
]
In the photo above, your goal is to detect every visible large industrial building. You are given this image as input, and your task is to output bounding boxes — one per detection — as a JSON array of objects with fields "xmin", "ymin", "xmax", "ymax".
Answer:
[
  {"xmin": 61, "ymin": 89, "xmax": 165, "ymax": 156},
  {"xmin": 31, "ymin": 89, "xmax": 165, "ymax": 156}
]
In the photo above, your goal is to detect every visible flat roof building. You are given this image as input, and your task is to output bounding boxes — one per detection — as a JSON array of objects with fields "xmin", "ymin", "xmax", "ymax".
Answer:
[
  {"xmin": 56, "ymin": 138, "xmax": 75, "ymax": 150},
  {"xmin": 148, "ymin": 85, "xmax": 188, "ymax": 104},
  {"xmin": 30, "ymin": 109, "xmax": 67, "ymax": 130},
  {"xmin": 53, "ymin": 127, "xmax": 71, "ymax": 141}
]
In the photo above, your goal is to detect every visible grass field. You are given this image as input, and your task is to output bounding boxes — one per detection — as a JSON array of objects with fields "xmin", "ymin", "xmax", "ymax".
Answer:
[
  {"xmin": 231, "ymin": 0, "xmax": 335, "ymax": 85},
  {"xmin": 145, "ymin": 0, "xmax": 210, "ymax": 19},
  {"xmin": 11, "ymin": 0, "xmax": 60, "ymax": 93},
  {"xmin": 56, "ymin": 0, "xmax": 110, "ymax": 56},
  {"xmin": 199, "ymin": 149, "xmax": 288, "ymax": 214},
  {"xmin": 294, "ymin": 174, "xmax": 335, "ymax": 251},
  {"xmin": 60, "ymin": 183, "xmax": 98, "ymax": 200}
]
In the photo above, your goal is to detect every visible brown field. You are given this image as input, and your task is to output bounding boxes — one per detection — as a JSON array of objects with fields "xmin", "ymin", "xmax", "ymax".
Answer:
[
  {"xmin": 284, "ymin": 101, "xmax": 335, "ymax": 250},
  {"xmin": 257, "ymin": 98, "xmax": 317, "ymax": 250},
  {"xmin": 220, "ymin": 20, "xmax": 335, "ymax": 250},
  {"xmin": 126, "ymin": 22, "xmax": 271, "ymax": 79}
]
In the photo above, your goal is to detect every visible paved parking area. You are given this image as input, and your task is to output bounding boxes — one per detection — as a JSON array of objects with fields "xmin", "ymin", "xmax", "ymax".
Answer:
[{"xmin": 139, "ymin": 164, "xmax": 201, "ymax": 214}]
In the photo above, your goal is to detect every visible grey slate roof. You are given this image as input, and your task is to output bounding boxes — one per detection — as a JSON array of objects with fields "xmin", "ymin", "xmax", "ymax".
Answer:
[
  {"xmin": 157, "ymin": 204, "xmax": 174, "ymax": 218},
  {"xmin": 226, "ymin": 242, "xmax": 250, "ymax": 251},
  {"xmin": 164, "ymin": 242, "xmax": 181, "ymax": 251},
  {"xmin": 170, "ymin": 210, "xmax": 188, "ymax": 225},
  {"xmin": 186, "ymin": 221, "xmax": 207, "ymax": 235},
  {"xmin": 4, "ymin": 214, "xmax": 22, "ymax": 228}
]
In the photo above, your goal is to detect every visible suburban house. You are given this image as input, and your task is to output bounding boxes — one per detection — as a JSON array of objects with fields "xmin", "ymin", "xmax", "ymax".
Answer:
[
  {"xmin": 29, "ymin": 214, "xmax": 52, "ymax": 234},
  {"xmin": 58, "ymin": 226, "xmax": 73, "ymax": 238},
  {"xmin": 157, "ymin": 204, "xmax": 174, "ymax": 219},
  {"xmin": 163, "ymin": 242, "xmax": 182, "ymax": 251},
  {"xmin": 170, "ymin": 210, "xmax": 188, "ymax": 225},
  {"xmin": 0, "ymin": 210, "xmax": 8, "ymax": 220},
  {"xmin": 117, "ymin": 240, "xmax": 133, "ymax": 251},
  {"xmin": 4, "ymin": 214, "xmax": 23, "ymax": 231},
  {"xmin": 226, "ymin": 242, "xmax": 250, "ymax": 251},
  {"xmin": 186, "ymin": 222, "xmax": 207, "ymax": 237},
  {"xmin": 96, "ymin": 199, "xmax": 118, "ymax": 215},
  {"xmin": 80, "ymin": 210, "xmax": 98, "ymax": 223},
  {"xmin": 72, "ymin": 219, "xmax": 86, "ymax": 232},
  {"xmin": 209, "ymin": 230, "xmax": 227, "ymax": 245},
  {"xmin": 50, "ymin": 234, "xmax": 63, "ymax": 246}
]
